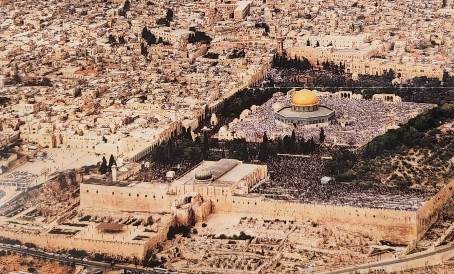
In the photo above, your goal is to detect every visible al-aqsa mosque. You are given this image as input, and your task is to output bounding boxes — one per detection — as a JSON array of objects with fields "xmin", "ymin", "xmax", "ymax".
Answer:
[{"xmin": 274, "ymin": 89, "xmax": 335, "ymax": 126}]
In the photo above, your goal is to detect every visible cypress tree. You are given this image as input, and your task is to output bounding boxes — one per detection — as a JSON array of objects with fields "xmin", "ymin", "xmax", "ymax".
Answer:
[
  {"xmin": 108, "ymin": 154, "xmax": 117, "ymax": 167},
  {"xmin": 319, "ymin": 128, "xmax": 326, "ymax": 143},
  {"xmin": 99, "ymin": 156, "xmax": 108, "ymax": 174},
  {"xmin": 258, "ymin": 132, "xmax": 269, "ymax": 162},
  {"xmin": 202, "ymin": 131, "xmax": 209, "ymax": 159},
  {"xmin": 290, "ymin": 129, "xmax": 297, "ymax": 151}
]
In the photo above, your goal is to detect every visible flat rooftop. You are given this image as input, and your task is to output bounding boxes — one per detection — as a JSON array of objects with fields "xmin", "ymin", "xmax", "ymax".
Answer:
[{"xmin": 173, "ymin": 159, "xmax": 263, "ymax": 187}]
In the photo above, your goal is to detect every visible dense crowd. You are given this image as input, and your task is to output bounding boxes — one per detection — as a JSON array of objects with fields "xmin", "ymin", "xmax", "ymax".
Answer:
[
  {"xmin": 227, "ymin": 92, "xmax": 434, "ymax": 147},
  {"xmin": 252, "ymin": 155, "xmax": 433, "ymax": 210},
  {"xmin": 267, "ymin": 67, "xmax": 347, "ymax": 88},
  {"xmin": 134, "ymin": 160, "xmax": 198, "ymax": 183},
  {"xmin": 253, "ymin": 155, "xmax": 325, "ymax": 199}
]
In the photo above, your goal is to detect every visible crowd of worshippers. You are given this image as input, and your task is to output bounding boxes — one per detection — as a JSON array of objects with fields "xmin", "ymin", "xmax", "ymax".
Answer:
[
  {"xmin": 136, "ymin": 160, "xmax": 197, "ymax": 182},
  {"xmin": 252, "ymin": 155, "xmax": 432, "ymax": 210},
  {"xmin": 228, "ymin": 92, "xmax": 433, "ymax": 147},
  {"xmin": 266, "ymin": 67, "xmax": 346, "ymax": 87}
]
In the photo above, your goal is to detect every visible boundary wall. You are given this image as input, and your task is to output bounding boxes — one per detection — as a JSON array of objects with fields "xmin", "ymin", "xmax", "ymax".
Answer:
[
  {"xmin": 416, "ymin": 179, "xmax": 454, "ymax": 239},
  {"xmin": 210, "ymin": 194, "xmax": 417, "ymax": 244}
]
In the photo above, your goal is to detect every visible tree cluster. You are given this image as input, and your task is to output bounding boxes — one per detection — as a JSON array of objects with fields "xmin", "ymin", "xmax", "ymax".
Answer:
[
  {"xmin": 3, "ymin": 72, "xmax": 22, "ymax": 86},
  {"xmin": 141, "ymin": 27, "xmax": 157, "ymax": 45},
  {"xmin": 203, "ymin": 52, "xmax": 219, "ymax": 59},
  {"xmin": 118, "ymin": 0, "xmax": 130, "ymax": 17},
  {"xmin": 141, "ymin": 27, "xmax": 169, "ymax": 47},
  {"xmin": 254, "ymin": 22, "xmax": 270, "ymax": 33},
  {"xmin": 99, "ymin": 155, "xmax": 117, "ymax": 174},
  {"xmin": 272, "ymin": 54, "xmax": 312, "ymax": 71},
  {"xmin": 188, "ymin": 28, "xmax": 212, "ymax": 44},
  {"xmin": 156, "ymin": 9, "xmax": 174, "ymax": 26},
  {"xmin": 226, "ymin": 49, "xmax": 245, "ymax": 59},
  {"xmin": 107, "ymin": 34, "xmax": 126, "ymax": 46},
  {"xmin": 364, "ymin": 104, "xmax": 454, "ymax": 158},
  {"xmin": 325, "ymin": 148, "xmax": 358, "ymax": 182},
  {"xmin": 336, "ymin": 104, "xmax": 454, "ymax": 187},
  {"xmin": 257, "ymin": 129, "xmax": 325, "ymax": 162},
  {"xmin": 321, "ymin": 61, "xmax": 345, "ymax": 74},
  {"xmin": 150, "ymin": 127, "xmax": 203, "ymax": 164},
  {"xmin": 0, "ymin": 97, "xmax": 10, "ymax": 107}
]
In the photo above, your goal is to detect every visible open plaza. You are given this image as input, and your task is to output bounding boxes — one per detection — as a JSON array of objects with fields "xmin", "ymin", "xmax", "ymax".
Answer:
[{"xmin": 219, "ymin": 89, "xmax": 435, "ymax": 146}]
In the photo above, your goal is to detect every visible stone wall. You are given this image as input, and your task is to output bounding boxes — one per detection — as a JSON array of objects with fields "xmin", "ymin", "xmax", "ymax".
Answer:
[
  {"xmin": 80, "ymin": 183, "xmax": 175, "ymax": 214},
  {"xmin": 1, "ymin": 230, "xmax": 148, "ymax": 259},
  {"xmin": 210, "ymin": 194, "xmax": 418, "ymax": 244},
  {"xmin": 78, "ymin": 179, "xmax": 454, "ymax": 245},
  {"xmin": 416, "ymin": 179, "xmax": 454, "ymax": 239},
  {"xmin": 193, "ymin": 200, "xmax": 212, "ymax": 222}
]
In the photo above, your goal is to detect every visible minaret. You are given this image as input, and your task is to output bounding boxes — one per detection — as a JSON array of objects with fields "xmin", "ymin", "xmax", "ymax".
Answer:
[{"xmin": 111, "ymin": 164, "xmax": 117, "ymax": 183}]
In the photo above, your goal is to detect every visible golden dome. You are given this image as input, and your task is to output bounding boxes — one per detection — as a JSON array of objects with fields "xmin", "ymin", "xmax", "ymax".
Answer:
[{"xmin": 291, "ymin": 89, "xmax": 318, "ymax": 106}]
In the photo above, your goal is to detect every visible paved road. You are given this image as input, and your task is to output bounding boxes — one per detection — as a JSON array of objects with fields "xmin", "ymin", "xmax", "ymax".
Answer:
[
  {"xmin": 4, "ymin": 241, "xmax": 452, "ymax": 274},
  {"xmin": 323, "ymin": 243, "xmax": 454, "ymax": 274},
  {"xmin": 0, "ymin": 243, "xmax": 174, "ymax": 274}
]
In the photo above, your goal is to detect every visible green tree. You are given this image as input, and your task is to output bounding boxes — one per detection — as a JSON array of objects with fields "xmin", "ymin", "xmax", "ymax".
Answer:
[
  {"xmin": 319, "ymin": 127, "xmax": 326, "ymax": 143},
  {"xmin": 99, "ymin": 156, "xmax": 108, "ymax": 174},
  {"xmin": 108, "ymin": 154, "xmax": 116, "ymax": 167},
  {"xmin": 166, "ymin": 9, "xmax": 174, "ymax": 21},
  {"xmin": 108, "ymin": 34, "xmax": 117, "ymax": 45},
  {"xmin": 290, "ymin": 129, "xmax": 296, "ymax": 150},
  {"xmin": 258, "ymin": 132, "xmax": 269, "ymax": 162},
  {"xmin": 202, "ymin": 131, "xmax": 209, "ymax": 159}
]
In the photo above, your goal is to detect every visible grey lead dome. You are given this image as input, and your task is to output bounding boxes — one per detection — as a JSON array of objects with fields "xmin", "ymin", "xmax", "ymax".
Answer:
[{"xmin": 194, "ymin": 168, "xmax": 213, "ymax": 181}]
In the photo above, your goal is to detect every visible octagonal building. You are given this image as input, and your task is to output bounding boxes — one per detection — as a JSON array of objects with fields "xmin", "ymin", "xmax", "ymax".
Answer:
[{"xmin": 275, "ymin": 89, "xmax": 335, "ymax": 126}]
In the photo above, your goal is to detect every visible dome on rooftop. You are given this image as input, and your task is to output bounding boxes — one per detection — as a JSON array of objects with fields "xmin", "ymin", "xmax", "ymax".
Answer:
[
  {"xmin": 194, "ymin": 168, "xmax": 213, "ymax": 181},
  {"xmin": 292, "ymin": 89, "xmax": 318, "ymax": 106}
]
